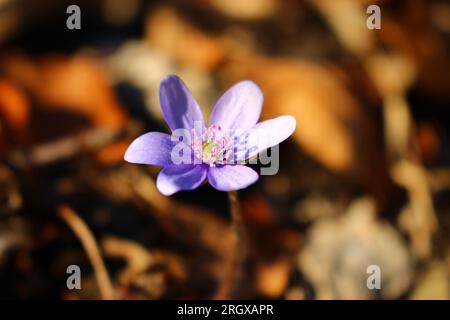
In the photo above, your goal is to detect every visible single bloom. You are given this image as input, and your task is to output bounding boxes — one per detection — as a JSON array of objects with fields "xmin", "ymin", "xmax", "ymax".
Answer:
[{"xmin": 124, "ymin": 75, "xmax": 296, "ymax": 195}]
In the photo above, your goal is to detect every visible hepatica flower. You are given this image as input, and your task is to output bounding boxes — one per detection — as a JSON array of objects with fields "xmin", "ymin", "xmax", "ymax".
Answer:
[{"xmin": 124, "ymin": 75, "xmax": 296, "ymax": 195}]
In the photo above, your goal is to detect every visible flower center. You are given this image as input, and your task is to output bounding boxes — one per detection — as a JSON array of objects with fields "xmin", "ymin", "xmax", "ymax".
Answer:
[{"xmin": 191, "ymin": 124, "xmax": 231, "ymax": 167}]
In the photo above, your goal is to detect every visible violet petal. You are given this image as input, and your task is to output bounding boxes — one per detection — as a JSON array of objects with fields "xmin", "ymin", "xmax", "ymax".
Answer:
[
  {"xmin": 208, "ymin": 165, "xmax": 259, "ymax": 191},
  {"xmin": 157, "ymin": 164, "xmax": 207, "ymax": 195},
  {"xmin": 159, "ymin": 75, "xmax": 205, "ymax": 131},
  {"xmin": 209, "ymin": 81, "xmax": 263, "ymax": 132},
  {"xmin": 231, "ymin": 115, "xmax": 296, "ymax": 162},
  {"xmin": 124, "ymin": 132, "xmax": 174, "ymax": 166}
]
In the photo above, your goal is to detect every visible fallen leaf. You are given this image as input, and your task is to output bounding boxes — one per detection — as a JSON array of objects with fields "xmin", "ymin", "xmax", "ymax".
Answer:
[
  {"xmin": 410, "ymin": 261, "xmax": 449, "ymax": 300},
  {"xmin": 226, "ymin": 57, "xmax": 391, "ymax": 204},
  {"xmin": 298, "ymin": 197, "xmax": 412, "ymax": 299},
  {"xmin": 145, "ymin": 6, "xmax": 225, "ymax": 71}
]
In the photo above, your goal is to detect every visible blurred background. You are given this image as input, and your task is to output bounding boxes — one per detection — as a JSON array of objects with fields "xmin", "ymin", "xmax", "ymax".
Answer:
[{"xmin": 0, "ymin": 0, "xmax": 449, "ymax": 299}]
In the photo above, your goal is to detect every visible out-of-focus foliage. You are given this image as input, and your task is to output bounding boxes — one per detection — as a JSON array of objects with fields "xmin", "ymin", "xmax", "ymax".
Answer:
[{"xmin": 0, "ymin": 0, "xmax": 449, "ymax": 299}]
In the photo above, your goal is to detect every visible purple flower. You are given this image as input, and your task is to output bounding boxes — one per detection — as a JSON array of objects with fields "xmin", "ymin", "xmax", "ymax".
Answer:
[{"xmin": 124, "ymin": 75, "xmax": 296, "ymax": 195}]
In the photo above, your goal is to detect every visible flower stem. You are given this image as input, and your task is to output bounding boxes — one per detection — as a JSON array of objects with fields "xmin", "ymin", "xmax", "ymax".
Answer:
[{"xmin": 215, "ymin": 190, "xmax": 247, "ymax": 299}]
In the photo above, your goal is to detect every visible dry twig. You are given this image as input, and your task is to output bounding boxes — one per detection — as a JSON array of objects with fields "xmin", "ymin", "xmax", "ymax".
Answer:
[{"xmin": 58, "ymin": 204, "xmax": 115, "ymax": 300}]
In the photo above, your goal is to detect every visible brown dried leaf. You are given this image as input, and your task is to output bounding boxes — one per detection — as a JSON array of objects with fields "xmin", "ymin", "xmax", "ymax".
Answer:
[
  {"xmin": 255, "ymin": 257, "xmax": 291, "ymax": 298},
  {"xmin": 380, "ymin": 1, "xmax": 450, "ymax": 99},
  {"xmin": 205, "ymin": 0, "xmax": 280, "ymax": 20},
  {"xmin": 145, "ymin": 6, "xmax": 225, "ymax": 71},
  {"xmin": 0, "ymin": 78, "xmax": 29, "ymax": 132},
  {"xmin": 409, "ymin": 261, "xmax": 449, "ymax": 300},
  {"xmin": 226, "ymin": 57, "xmax": 390, "ymax": 202},
  {"xmin": 1, "ymin": 53, "xmax": 127, "ymax": 129},
  {"xmin": 35, "ymin": 55, "xmax": 127, "ymax": 129},
  {"xmin": 0, "ymin": 78, "xmax": 30, "ymax": 150},
  {"xmin": 298, "ymin": 197, "xmax": 412, "ymax": 299}
]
